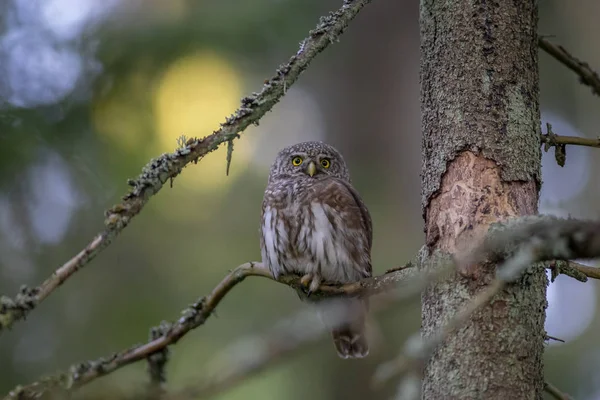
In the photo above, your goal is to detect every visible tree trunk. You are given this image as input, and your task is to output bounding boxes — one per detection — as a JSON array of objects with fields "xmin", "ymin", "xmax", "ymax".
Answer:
[{"xmin": 420, "ymin": 1, "xmax": 547, "ymax": 399}]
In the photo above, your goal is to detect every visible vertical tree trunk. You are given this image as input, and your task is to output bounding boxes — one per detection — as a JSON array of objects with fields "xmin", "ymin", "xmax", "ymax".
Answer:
[{"xmin": 420, "ymin": 1, "xmax": 547, "ymax": 399}]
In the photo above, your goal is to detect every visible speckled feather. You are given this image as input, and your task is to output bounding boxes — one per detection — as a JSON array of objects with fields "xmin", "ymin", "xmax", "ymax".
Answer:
[{"xmin": 260, "ymin": 141, "xmax": 372, "ymax": 358}]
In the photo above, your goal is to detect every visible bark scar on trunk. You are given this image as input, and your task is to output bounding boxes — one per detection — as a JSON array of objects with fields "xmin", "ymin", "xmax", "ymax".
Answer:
[{"xmin": 425, "ymin": 151, "xmax": 538, "ymax": 279}]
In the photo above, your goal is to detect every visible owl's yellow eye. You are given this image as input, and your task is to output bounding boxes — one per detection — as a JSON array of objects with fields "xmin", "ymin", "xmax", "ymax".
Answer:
[
  {"xmin": 320, "ymin": 158, "xmax": 331, "ymax": 169},
  {"xmin": 291, "ymin": 156, "xmax": 303, "ymax": 166}
]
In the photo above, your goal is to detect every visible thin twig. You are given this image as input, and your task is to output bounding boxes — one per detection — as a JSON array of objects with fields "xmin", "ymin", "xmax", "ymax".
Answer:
[
  {"xmin": 385, "ymin": 263, "xmax": 414, "ymax": 274},
  {"xmin": 225, "ymin": 138, "xmax": 236, "ymax": 176},
  {"xmin": 0, "ymin": 0, "xmax": 374, "ymax": 334},
  {"xmin": 567, "ymin": 262, "xmax": 600, "ymax": 280},
  {"xmin": 146, "ymin": 322, "xmax": 171, "ymax": 397},
  {"xmin": 544, "ymin": 381, "xmax": 574, "ymax": 400},
  {"xmin": 539, "ymin": 37, "xmax": 600, "ymax": 96},
  {"xmin": 541, "ymin": 133, "xmax": 600, "ymax": 149},
  {"xmin": 540, "ymin": 122, "xmax": 600, "ymax": 167},
  {"xmin": 547, "ymin": 260, "xmax": 600, "ymax": 282},
  {"xmin": 545, "ymin": 335, "xmax": 565, "ymax": 343}
]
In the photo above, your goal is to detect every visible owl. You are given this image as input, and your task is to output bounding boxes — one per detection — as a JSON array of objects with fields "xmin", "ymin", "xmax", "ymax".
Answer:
[{"xmin": 260, "ymin": 141, "xmax": 373, "ymax": 359}]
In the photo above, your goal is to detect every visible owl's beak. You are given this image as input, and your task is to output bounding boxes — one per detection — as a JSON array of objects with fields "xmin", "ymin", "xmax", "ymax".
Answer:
[{"xmin": 306, "ymin": 161, "xmax": 317, "ymax": 177}]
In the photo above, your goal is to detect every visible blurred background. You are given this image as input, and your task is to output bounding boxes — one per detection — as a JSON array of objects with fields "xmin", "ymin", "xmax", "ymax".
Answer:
[{"xmin": 0, "ymin": 0, "xmax": 598, "ymax": 398}]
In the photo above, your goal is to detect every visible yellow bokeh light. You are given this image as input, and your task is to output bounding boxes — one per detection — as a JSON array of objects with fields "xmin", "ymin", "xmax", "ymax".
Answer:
[
  {"xmin": 93, "ymin": 69, "xmax": 154, "ymax": 151},
  {"xmin": 153, "ymin": 51, "xmax": 253, "ymax": 194}
]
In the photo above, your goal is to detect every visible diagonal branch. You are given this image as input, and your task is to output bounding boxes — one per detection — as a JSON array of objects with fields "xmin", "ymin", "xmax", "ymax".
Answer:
[
  {"xmin": 3, "ymin": 261, "xmax": 415, "ymax": 400},
  {"xmin": 373, "ymin": 279, "xmax": 506, "ymax": 392},
  {"xmin": 373, "ymin": 217, "xmax": 600, "ymax": 391},
  {"xmin": 539, "ymin": 37, "xmax": 600, "ymax": 96},
  {"xmin": 544, "ymin": 381, "xmax": 574, "ymax": 400},
  {"xmin": 0, "ymin": 0, "xmax": 374, "ymax": 334}
]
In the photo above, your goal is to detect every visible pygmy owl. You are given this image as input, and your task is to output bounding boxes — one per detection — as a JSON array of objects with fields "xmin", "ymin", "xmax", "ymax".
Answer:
[{"xmin": 260, "ymin": 141, "xmax": 372, "ymax": 359}]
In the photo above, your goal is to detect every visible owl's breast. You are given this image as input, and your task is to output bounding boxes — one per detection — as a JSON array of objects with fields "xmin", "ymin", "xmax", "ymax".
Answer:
[
  {"xmin": 261, "ymin": 196, "xmax": 368, "ymax": 283},
  {"xmin": 297, "ymin": 202, "xmax": 366, "ymax": 282}
]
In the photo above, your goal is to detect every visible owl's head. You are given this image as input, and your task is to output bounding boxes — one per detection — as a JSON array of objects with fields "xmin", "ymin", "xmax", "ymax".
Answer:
[{"xmin": 268, "ymin": 141, "xmax": 351, "ymax": 182}]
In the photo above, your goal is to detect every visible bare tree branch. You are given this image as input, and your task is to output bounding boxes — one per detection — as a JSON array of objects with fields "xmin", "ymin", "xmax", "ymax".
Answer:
[
  {"xmin": 544, "ymin": 381, "xmax": 574, "ymax": 400},
  {"xmin": 545, "ymin": 335, "xmax": 565, "ymax": 343},
  {"xmin": 374, "ymin": 217, "xmax": 600, "ymax": 391},
  {"xmin": 548, "ymin": 260, "xmax": 600, "ymax": 282},
  {"xmin": 541, "ymin": 133, "xmax": 600, "ymax": 149},
  {"xmin": 563, "ymin": 261, "xmax": 600, "ymax": 280},
  {"xmin": 0, "ymin": 0, "xmax": 374, "ymax": 335},
  {"xmin": 467, "ymin": 217, "xmax": 600, "ymax": 266},
  {"xmin": 3, "ymin": 260, "xmax": 416, "ymax": 400},
  {"xmin": 539, "ymin": 37, "xmax": 600, "ymax": 96},
  {"xmin": 540, "ymin": 122, "xmax": 600, "ymax": 167}
]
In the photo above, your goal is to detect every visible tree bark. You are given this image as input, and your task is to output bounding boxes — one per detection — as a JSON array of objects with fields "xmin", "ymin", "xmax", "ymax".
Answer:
[{"xmin": 420, "ymin": 1, "xmax": 547, "ymax": 399}]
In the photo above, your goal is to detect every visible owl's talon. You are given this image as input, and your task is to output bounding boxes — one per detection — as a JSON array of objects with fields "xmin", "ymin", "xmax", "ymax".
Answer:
[
  {"xmin": 300, "ymin": 273, "xmax": 313, "ymax": 288},
  {"xmin": 309, "ymin": 275, "xmax": 322, "ymax": 294},
  {"xmin": 299, "ymin": 274, "xmax": 321, "ymax": 297}
]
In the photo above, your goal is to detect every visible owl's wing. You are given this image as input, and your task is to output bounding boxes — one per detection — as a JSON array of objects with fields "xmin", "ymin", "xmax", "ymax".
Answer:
[
  {"xmin": 319, "ymin": 178, "xmax": 373, "ymax": 276},
  {"xmin": 336, "ymin": 179, "xmax": 373, "ymax": 252}
]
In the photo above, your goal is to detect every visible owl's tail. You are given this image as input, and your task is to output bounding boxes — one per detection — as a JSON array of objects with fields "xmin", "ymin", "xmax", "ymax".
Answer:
[
  {"xmin": 331, "ymin": 322, "xmax": 369, "ymax": 359},
  {"xmin": 320, "ymin": 298, "xmax": 369, "ymax": 359}
]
